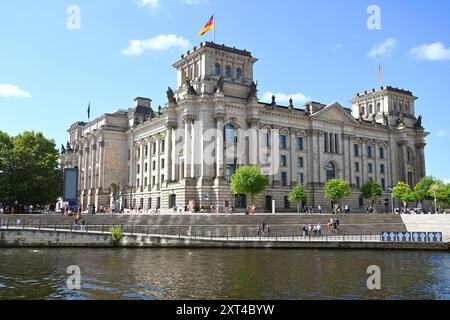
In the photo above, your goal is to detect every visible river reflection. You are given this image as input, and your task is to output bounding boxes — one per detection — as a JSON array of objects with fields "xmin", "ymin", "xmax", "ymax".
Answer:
[{"xmin": 0, "ymin": 249, "xmax": 448, "ymax": 300}]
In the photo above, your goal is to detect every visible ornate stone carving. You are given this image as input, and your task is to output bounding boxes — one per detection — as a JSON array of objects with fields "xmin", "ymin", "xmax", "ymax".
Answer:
[
  {"xmin": 414, "ymin": 115, "xmax": 423, "ymax": 130},
  {"xmin": 216, "ymin": 75, "xmax": 224, "ymax": 93},
  {"xmin": 248, "ymin": 81, "xmax": 258, "ymax": 99},
  {"xmin": 166, "ymin": 87, "xmax": 176, "ymax": 104}
]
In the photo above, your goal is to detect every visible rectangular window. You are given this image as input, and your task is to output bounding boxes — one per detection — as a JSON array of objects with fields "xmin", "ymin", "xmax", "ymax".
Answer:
[
  {"xmin": 161, "ymin": 159, "xmax": 165, "ymax": 169},
  {"xmin": 380, "ymin": 164, "xmax": 385, "ymax": 174},
  {"xmin": 137, "ymin": 164, "xmax": 140, "ymax": 174},
  {"xmin": 281, "ymin": 172, "xmax": 288, "ymax": 186},
  {"xmin": 280, "ymin": 135, "xmax": 287, "ymax": 149},
  {"xmin": 356, "ymin": 177, "xmax": 360, "ymax": 189},
  {"xmin": 161, "ymin": 174, "xmax": 165, "ymax": 182},
  {"xmin": 145, "ymin": 145, "xmax": 148, "ymax": 157},
  {"xmin": 128, "ymin": 149, "xmax": 131, "ymax": 160},
  {"xmin": 153, "ymin": 142, "xmax": 157, "ymax": 155},
  {"xmin": 335, "ymin": 133, "xmax": 339, "ymax": 154},
  {"xmin": 281, "ymin": 155, "xmax": 287, "ymax": 167},
  {"xmin": 161, "ymin": 140, "xmax": 165, "ymax": 153},
  {"xmin": 367, "ymin": 146, "xmax": 373, "ymax": 158},
  {"xmin": 298, "ymin": 157, "xmax": 304, "ymax": 168},
  {"xmin": 261, "ymin": 132, "xmax": 270, "ymax": 148},
  {"xmin": 324, "ymin": 133, "xmax": 328, "ymax": 152},
  {"xmin": 137, "ymin": 179, "xmax": 140, "ymax": 187},
  {"xmin": 152, "ymin": 176, "xmax": 155, "ymax": 186},
  {"xmin": 355, "ymin": 162, "xmax": 359, "ymax": 172},
  {"xmin": 298, "ymin": 173, "xmax": 304, "ymax": 184},
  {"xmin": 144, "ymin": 177, "xmax": 148, "ymax": 187},
  {"xmin": 381, "ymin": 178, "xmax": 386, "ymax": 190},
  {"xmin": 354, "ymin": 144, "xmax": 359, "ymax": 157},
  {"xmin": 368, "ymin": 163, "xmax": 373, "ymax": 174},
  {"xmin": 137, "ymin": 148, "xmax": 140, "ymax": 159},
  {"xmin": 145, "ymin": 163, "xmax": 148, "ymax": 172},
  {"xmin": 379, "ymin": 147, "xmax": 385, "ymax": 159},
  {"xmin": 152, "ymin": 161, "xmax": 156, "ymax": 170},
  {"xmin": 296, "ymin": 137, "xmax": 304, "ymax": 151}
]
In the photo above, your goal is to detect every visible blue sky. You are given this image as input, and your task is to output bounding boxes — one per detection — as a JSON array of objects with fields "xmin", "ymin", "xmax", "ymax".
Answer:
[{"xmin": 0, "ymin": 0, "xmax": 449, "ymax": 182}]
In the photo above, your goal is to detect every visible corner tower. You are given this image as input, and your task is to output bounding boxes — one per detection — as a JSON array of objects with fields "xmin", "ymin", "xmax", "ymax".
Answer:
[
  {"xmin": 172, "ymin": 42, "xmax": 258, "ymax": 100},
  {"xmin": 351, "ymin": 86, "xmax": 418, "ymax": 127}
]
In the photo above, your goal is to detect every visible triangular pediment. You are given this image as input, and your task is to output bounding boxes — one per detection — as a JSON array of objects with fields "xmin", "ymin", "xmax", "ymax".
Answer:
[{"xmin": 311, "ymin": 102, "xmax": 358, "ymax": 123}]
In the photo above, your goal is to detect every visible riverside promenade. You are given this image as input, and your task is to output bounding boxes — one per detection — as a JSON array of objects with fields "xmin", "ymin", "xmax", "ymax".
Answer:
[{"xmin": 0, "ymin": 213, "xmax": 448, "ymax": 250}]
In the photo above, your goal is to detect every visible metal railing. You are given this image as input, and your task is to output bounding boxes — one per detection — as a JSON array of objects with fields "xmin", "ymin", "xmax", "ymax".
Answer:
[{"xmin": 0, "ymin": 220, "xmax": 386, "ymax": 243}]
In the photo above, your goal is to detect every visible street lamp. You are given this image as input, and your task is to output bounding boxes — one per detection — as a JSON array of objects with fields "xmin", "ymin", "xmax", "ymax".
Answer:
[{"xmin": 387, "ymin": 188, "xmax": 394, "ymax": 214}]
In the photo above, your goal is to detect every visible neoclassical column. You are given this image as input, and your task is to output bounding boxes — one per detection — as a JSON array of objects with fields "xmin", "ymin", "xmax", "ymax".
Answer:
[
  {"xmin": 248, "ymin": 119, "xmax": 259, "ymax": 166},
  {"xmin": 215, "ymin": 114, "xmax": 225, "ymax": 178},
  {"xmin": 90, "ymin": 143, "xmax": 96, "ymax": 190},
  {"xmin": 97, "ymin": 140, "xmax": 104, "ymax": 188},
  {"xmin": 290, "ymin": 129, "xmax": 297, "ymax": 185},
  {"xmin": 271, "ymin": 125, "xmax": 280, "ymax": 184},
  {"xmin": 83, "ymin": 146, "xmax": 89, "ymax": 190},
  {"xmin": 416, "ymin": 143, "xmax": 426, "ymax": 180},
  {"xmin": 361, "ymin": 139, "xmax": 366, "ymax": 185},
  {"xmin": 155, "ymin": 137, "xmax": 161, "ymax": 186},
  {"xmin": 164, "ymin": 126, "xmax": 174, "ymax": 182},
  {"xmin": 191, "ymin": 120, "xmax": 196, "ymax": 179},
  {"xmin": 184, "ymin": 116, "xmax": 192, "ymax": 179}
]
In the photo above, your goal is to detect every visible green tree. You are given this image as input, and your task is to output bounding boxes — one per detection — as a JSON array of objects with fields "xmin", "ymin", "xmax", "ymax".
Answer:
[
  {"xmin": 361, "ymin": 179, "xmax": 383, "ymax": 209},
  {"xmin": 288, "ymin": 184, "xmax": 307, "ymax": 213},
  {"xmin": 414, "ymin": 176, "xmax": 436, "ymax": 204},
  {"xmin": 230, "ymin": 166, "xmax": 268, "ymax": 204},
  {"xmin": 392, "ymin": 181, "xmax": 416, "ymax": 207},
  {"xmin": 0, "ymin": 131, "xmax": 63, "ymax": 212},
  {"xmin": 324, "ymin": 179, "xmax": 351, "ymax": 210},
  {"xmin": 429, "ymin": 181, "xmax": 450, "ymax": 211}
]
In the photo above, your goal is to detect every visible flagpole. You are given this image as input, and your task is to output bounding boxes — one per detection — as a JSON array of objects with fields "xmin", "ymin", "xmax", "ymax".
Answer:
[{"xmin": 213, "ymin": 11, "xmax": 216, "ymax": 44}]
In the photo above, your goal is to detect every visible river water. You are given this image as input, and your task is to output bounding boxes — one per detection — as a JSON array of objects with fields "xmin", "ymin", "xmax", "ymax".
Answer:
[{"xmin": 0, "ymin": 249, "xmax": 448, "ymax": 300}]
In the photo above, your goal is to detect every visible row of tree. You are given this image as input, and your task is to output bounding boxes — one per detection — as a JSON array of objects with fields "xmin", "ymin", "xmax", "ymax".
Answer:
[
  {"xmin": 0, "ymin": 131, "xmax": 63, "ymax": 212},
  {"xmin": 230, "ymin": 165, "xmax": 450, "ymax": 212}
]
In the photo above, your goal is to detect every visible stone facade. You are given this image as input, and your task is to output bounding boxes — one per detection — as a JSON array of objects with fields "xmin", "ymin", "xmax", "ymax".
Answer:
[{"xmin": 60, "ymin": 42, "xmax": 428, "ymax": 213}]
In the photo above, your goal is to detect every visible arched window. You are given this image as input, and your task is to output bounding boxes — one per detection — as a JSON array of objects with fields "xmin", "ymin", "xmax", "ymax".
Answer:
[
  {"xmin": 393, "ymin": 102, "xmax": 397, "ymax": 112},
  {"xmin": 214, "ymin": 63, "xmax": 221, "ymax": 76},
  {"xmin": 368, "ymin": 104, "xmax": 373, "ymax": 114},
  {"xmin": 326, "ymin": 161, "xmax": 336, "ymax": 180},
  {"xmin": 225, "ymin": 65, "xmax": 232, "ymax": 78},
  {"xmin": 376, "ymin": 102, "xmax": 381, "ymax": 113},
  {"xmin": 404, "ymin": 102, "xmax": 409, "ymax": 113},
  {"xmin": 361, "ymin": 106, "xmax": 366, "ymax": 115},
  {"xmin": 236, "ymin": 68, "xmax": 242, "ymax": 80}
]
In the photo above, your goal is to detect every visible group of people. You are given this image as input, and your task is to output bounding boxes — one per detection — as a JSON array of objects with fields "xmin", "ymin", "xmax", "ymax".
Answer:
[
  {"xmin": 245, "ymin": 204, "xmax": 257, "ymax": 215},
  {"xmin": 301, "ymin": 224, "xmax": 322, "ymax": 236},
  {"xmin": 257, "ymin": 221, "xmax": 271, "ymax": 237},
  {"xmin": 326, "ymin": 218, "xmax": 340, "ymax": 232}
]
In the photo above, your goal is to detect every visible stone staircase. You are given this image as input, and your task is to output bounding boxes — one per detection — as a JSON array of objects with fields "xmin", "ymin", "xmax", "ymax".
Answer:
[{"xmin": 2, "ymin": 214, "xmax": 407, "ymax": 237}]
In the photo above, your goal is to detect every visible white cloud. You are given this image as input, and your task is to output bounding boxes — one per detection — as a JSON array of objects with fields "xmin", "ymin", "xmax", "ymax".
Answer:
[
  {"xmin": 183, "ymin": 0, "xmax": 203, "ymax": 4},
  {"xmin": 136, "ymin": 0, "xmax": 160, "ymax": 10},
  {"xmin": 368, "ymin": 38, "xmax": 397, "ymax": 59},
  {"xmin": 410, "ymin": 42, "xmax": 450, "ymax": 61},
  {"xmin": 262, "ymin": 92, "xmax": 311, "ymax": 105},
  {"xmin": 0, "ymin": 84, "xmax": 31, "ymax": 98},
  {"xmin": 444, "ymin": 178, "xmax": 450, "ymax": 184},
  {"xmin": 333, "ymin": 44, "xmax": 348, "ymax": 50},
  {"xmin": 436, "ymin": 130, "xmax": 449, "ymax": 137},
  {"xmin": 123, "ymin": 34, "xmax": 190, "ymax": 56}
]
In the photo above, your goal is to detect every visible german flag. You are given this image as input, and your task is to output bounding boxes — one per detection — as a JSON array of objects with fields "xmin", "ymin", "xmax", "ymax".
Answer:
[{"xmin": 198, "ymin": 15, "xmax": 214, "ymax": 38}]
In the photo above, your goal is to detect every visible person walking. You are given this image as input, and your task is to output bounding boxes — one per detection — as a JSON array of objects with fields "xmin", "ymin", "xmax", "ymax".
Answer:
[{"xmin": 318, "ymin": 205, "xmax": 322, "ymax": 214}]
